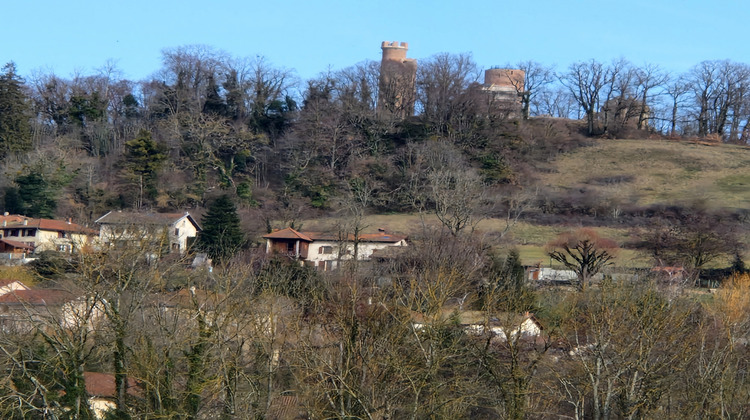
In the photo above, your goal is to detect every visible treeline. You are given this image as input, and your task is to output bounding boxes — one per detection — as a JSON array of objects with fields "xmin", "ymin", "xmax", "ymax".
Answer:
[
  {"xmin": 3, "ymin": 233, "xmax": 750, "ymax": 419},
  {"xmin": 1, "ymin": 46, "xmax": 749, "ymax": 222}
]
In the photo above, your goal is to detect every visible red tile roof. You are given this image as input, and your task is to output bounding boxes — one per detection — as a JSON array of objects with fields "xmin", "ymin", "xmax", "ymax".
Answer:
[
  {"xmin": 0, "ymin": 289, "xmax": 77, "ymax": 305},
  {"xmin": 263, "ymin": 227, "xmax": 313, "ymax": 242},
  {"xmin": 307, "ymin": 231, "xmax": 407, "ymax": 243},
  {"xmin": 0, "ymin": 238, "xmax": 34, "ymax": 251},
  {"xmin": 0, "ymin": 279, "xmax": 28, "ymax": 289},
  {"xmin": 83, "ymin": 372, "xmax": 142, "ymax": 399},
  {"xmin": 264, "ymin": 228, "xmax": 406, "ymax": 244},
  {"xmin": 1, "ymin": 216, "xmax": 97, "ymax": 235}
]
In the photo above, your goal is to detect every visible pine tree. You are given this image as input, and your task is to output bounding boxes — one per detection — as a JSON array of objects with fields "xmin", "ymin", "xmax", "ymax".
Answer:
[
  {"xmin": 198, "ymin": 195, "xmax": 244, "ymax": 264},
  {"xmin": 123, "ymin": 129, "xmax": 167, "ymax": 207},
  {"xmin": 0, "ymin": 62, "xmax": 32, "ymax": 158}
]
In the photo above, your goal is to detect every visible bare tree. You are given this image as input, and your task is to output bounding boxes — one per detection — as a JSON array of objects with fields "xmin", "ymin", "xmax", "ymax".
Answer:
[
  {"xmin": 634, "ymin": 63, "xmax": 669, "ymax": 131},
  {"xmin": 416, "ymin": 52, "xmax": 481, "ymax": 135},
  {"xmin": 507, "ymin": 61, "xmax": 555, "ymax": 120},
  {"xmin": 546, "ymin": 228, "xmax": 618, "ymax": 291},
  {"xmin": 559, "ymin": 60, "xmax": 608, "ymax": 135}
]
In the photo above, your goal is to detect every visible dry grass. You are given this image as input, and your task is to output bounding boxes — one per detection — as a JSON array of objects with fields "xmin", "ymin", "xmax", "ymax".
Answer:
[
  {"xmin": 537, "ymin": 139, "xmax": 750, "ymax": 209},
  {"xmin": 294, "ymin": 139, "xmax": 750, "ymax": 271}
]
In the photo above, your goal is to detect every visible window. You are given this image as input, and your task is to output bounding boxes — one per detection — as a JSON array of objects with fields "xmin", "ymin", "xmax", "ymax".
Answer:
[
  {"xmin": 172, "ymin": 243, "xmax": 180, "ymax": 251},
  {"xmin": 174, "ymin": 228, "xmax": 180, "ymax": 236},
  {"xmin": 286, "ymin": 242, "xmax": 295, "ymax": 253},
  {"xmin": 319, "ymin": 246, "xmax": 333, "ymax": 255}
]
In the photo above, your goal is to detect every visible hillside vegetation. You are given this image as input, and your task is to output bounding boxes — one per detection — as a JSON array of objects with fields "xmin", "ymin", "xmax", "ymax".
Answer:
[{"xmin": 539, "ymin": 139, "xmax": 750, "ymax": 209}]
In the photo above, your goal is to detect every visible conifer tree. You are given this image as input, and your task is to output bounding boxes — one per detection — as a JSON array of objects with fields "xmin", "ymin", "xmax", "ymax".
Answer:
[
  {"xmin": 198, "ymin": 194, "xmax": 244, "ymax": 264},
  {"xmin": 0, "ymin": 62, "xmax": 32, "ymax": 158}
]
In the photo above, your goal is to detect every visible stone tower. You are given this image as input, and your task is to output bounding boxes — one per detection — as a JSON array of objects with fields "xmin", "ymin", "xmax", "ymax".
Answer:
[
  {"xmin": 482, "ymin": 68, "xmax": 525, "ymax": 117},
  {"xmin": 378, "ymin": 41, "xmax": 417, "ymax": 119}
]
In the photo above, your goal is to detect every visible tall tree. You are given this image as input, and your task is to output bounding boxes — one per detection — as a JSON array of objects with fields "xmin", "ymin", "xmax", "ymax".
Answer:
[
  {"xmin": 560, "ymin": 60, "xmax": 608, "ymax": 135},
  {"xmin": 122, "ymin": 129, "xmax": 167, "ymax": 208},
  {"xmin": 198, "ymin": 194, "xmax": 244, "ymax": 264},
  {"xmin": 512, "ymin": 60, "xmax": 555, "ymax": 120},
  {"xmin": 0, "ymin": 62, "xmax": 32, "ymax": 158}
]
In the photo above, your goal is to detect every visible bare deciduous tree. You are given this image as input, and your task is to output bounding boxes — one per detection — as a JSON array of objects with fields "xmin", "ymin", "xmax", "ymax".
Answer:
[{"xmin": 546, "ymin": 228, "xmax": 618, "ymax": 291}]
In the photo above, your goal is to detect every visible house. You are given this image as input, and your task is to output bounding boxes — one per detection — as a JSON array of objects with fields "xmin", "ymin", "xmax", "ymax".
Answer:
[
  {"xmin": 0, "ymin": 286, "xmax": 104, "ymax": 332},
  {"xmin": 651, "ymin": 265, "xmax": 687, "ymax": 283},
  {"xmin": 0, "ymin": 213, "xmax": 97, "ymax": 257},
  {"xmin": 527, "ymin": 267, "xmax": 578, "ymax": 283},
  {"xmin": 263, "ymin": 227, "xmax": 408, "ymax": 270},
  {"xmin": 411, "ymin": 309, "xmax": 544, "ymax": 343},
  {"xmin": 95, "ymin": 211, "xmax": 201, "ymax": 253},
  {"xmin": 0, "ymin": 238, "xmax": 34, "ymax": 262},
  {"xmin": 0, "ymin": 278, "xmax": 31, "ymax": 296},
  {"xmin": 82, "ymin": 372, "xmax": 142, "ymax": 419}
]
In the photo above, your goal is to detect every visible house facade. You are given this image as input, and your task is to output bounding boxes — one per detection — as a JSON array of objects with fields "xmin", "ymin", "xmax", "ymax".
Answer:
[
  {"xmin": 263, "ymin": 227, "xmax": 408, "ymax": 270},
  {"xmin": 0, "ymin": 213, "xmax": 96, "ymax": 257},
  {"xmin": 95, "ymin": 211, "xmax": 201, "ymax": 253}
]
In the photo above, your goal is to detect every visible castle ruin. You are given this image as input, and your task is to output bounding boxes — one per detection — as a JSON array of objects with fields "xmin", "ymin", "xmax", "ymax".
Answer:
[
  {"xmin": 377, "ymin": 41, "xmax": 417, "ymax": 119},
  {"xmin": 377, "ymin": 42, "xmax": 525, "ymax": 119}
]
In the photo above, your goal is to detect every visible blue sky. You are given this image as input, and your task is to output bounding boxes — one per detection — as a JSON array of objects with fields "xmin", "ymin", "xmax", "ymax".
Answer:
[{"xmin": 3, "ymin": 0, "xmax": 749, "ymax": 83}]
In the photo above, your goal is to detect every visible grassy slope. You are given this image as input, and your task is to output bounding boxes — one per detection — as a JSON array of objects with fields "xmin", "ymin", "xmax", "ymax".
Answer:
[
  {"xmin": 537, "ymin": 139, "xmax": 750, "ymax": 209},
  {"xmin": 304, "ymin": 139, "xmax": 750, "ymax": 268}
]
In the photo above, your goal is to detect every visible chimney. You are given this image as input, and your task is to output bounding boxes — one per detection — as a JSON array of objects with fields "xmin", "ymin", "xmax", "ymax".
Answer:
[
  {"xmin": 3, "ymin": 212, "xmax": 8, "ymax": 216},
  {"xmin": 67, "ymin": 218, "xmax": 72, "ymax": 224},
  {"xmin": 23, "ymin": 220, "xmax": 27, "ymax": 226}
]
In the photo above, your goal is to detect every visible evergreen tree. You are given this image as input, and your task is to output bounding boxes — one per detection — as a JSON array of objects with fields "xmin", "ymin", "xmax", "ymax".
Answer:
[
  {"xmin": 198, "ymin": 195, "xmax": 244, "ymax": 264},
  {"xmin": 202, "ymin": 75, "xmax": 227, "ymax": 116},
  {"xmin": 5, "ymin": 171, "xmax": 58, "ymax": 218},
  {"xmin": 123, "ymin": 129, "xmax": 167, "ymax": 207},
  {"xmin": 0, "ymin": 62, "xmax": 32, "ymax": 158}
]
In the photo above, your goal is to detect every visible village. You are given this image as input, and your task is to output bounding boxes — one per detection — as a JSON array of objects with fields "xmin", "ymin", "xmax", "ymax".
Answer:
[{"xmin": 0, "ymin": 33, "xmax": 748, "ymax": 417}]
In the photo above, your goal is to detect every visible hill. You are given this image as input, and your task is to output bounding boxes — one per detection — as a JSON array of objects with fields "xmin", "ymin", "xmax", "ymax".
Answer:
[{"xmin": 536, "ymin": 139, "xmax": 750, "ymax": 210}]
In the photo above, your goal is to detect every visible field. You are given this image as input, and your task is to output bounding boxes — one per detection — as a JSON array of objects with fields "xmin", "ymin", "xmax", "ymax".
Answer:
[
  {"xmin": 301, "ymin": 139, "xmax": 750, "ymax": 269},
  {"xmin": 537, "ymin": 139, "xmax": 750, "ymax": 209}
]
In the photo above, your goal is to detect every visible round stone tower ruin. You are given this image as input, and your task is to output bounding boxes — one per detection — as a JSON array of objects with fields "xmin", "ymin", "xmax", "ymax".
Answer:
[
  {"xmin": 484, "ymin": 68, "xmax": 525, "ymax": 92},
  {"xmin": 378, "ymin": 41, "xmax": 417, "ymax": 119}
]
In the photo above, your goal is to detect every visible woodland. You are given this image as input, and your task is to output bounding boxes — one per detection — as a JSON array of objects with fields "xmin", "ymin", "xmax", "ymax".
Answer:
[{"xmin": 0, "ymin": 45, "xmax": 749, "ymax": 418}]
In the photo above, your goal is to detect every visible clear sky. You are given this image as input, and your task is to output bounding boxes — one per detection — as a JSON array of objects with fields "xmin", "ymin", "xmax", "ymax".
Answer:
[{"xmin": 3, "ymin": 0, "xmax": 749, "ymax": 84}]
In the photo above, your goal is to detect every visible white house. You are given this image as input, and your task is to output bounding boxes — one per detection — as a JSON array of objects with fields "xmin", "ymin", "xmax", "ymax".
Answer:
[
  {"xmin": 0, "ymin": 213, "xmax": 97, "ymax": 256},
  {"xmin": 263, "ymin": 227, "xmax": 408, "ymax": 271},
  {"xmin": 95, "ymin": 211, "xmax": 201, "ymax": 253}
]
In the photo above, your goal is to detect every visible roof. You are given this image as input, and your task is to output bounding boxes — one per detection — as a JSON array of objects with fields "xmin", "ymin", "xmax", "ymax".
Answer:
[
  {"xmin": 1, "ymin": 216, "xmax": 97, "ymax": 235},
  {"xmin": 0, "ymin": 238, "xmax": 34, "ymax": 251},
  {"xmin": 263, "ymin": 227, "xmax": 313, "ymax": 242},
  {"xmin": 95, "ymin": 211, "xmax": 201, "ymax": 231},
  {"xmin": 0, "ymin": 289, "xmax": 78, "ymax": 305},
  {"xmin": 0, "ymin": 214, "xmax": 26, "ymax": 224},
  {"xmin": 264, "ymin": 227, "xmax": 406, "ymax": 244},
  {"xmin": 83, "ymin": 372, "xmax": 142, "ymax": 399},
  {"xmin": 0, "ymin": 279, "xmax": 29, "ymax": 289}
]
